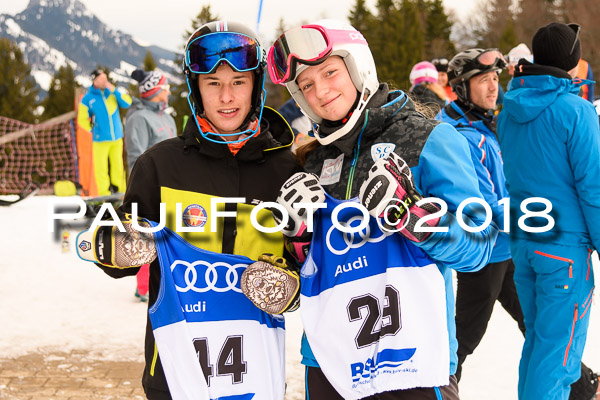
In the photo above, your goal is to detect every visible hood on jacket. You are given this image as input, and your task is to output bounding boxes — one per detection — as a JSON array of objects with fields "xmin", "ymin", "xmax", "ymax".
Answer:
[{"xmin": 503, "ymin": 60, "xmax": 586, "ymax": 123}]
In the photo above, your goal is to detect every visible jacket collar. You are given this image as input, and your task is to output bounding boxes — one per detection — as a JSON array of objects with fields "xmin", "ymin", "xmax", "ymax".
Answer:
[
  {"xmin": 181, "ymin": 106, "xmax": 294, "ymax": 162},
  {"xmin": 322, "ymin": 84, "xmax": 406, "ymax": 156},
  {"xmin": 443, "ymin": 100, "xmax": 496, "ymax": 133},
  {"xmin": 514, "ymin": 59, "xmax": 572, "ymax": 80}
]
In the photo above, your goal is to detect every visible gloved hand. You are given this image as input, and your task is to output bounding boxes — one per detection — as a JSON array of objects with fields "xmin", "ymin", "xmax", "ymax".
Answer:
[
  {"xmin": 359, "ymin": 152, "xmax": 440, "ymax": 242},
  {"xmin": 271, "ymin": 172, "xmax": 325, "ymax": 264},
  {"xmin": 241, "ymin": 253, "xmax": 300, "ymax": 314},
  {"xmin": 76, "ymin": 212, "xmax": 156, "ymax": 268}
]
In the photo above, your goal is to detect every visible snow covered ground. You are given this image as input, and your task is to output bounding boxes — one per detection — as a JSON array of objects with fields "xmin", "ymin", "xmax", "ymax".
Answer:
[{"xmin": 1, "ymin": 195, "xmax": 599, "ymax": 399}]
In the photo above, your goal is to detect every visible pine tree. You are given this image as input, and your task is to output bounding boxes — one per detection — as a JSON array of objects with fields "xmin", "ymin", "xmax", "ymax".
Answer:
[
  {"xmin": 424, "ymin": 0, "xmax": 456, "ymax": 60},
  {"xmin": 365, "ymin": 0, "xmax": 406, "ymax": 89},
  {"xmin": 0, "ymin": 38, "xmax": 39, "ymax": 123},
  {"xmin": 395, "ymin": 0, "xmax": 425, "ymax": 90},
  {"xmin": 170, "ymin": 5, "xmax": 219, "ymax": 133},
  {"xmin": 143, "ymin": 51, "xmax": 157, "ymax": 71},
  {"xmin": 348, "ymin": 0, "xmax": 374, "ymax": 33},
  {"xmin": 515, "ymin": 0, "xmax": 565, "ymax": 46},
  {"xmin": 42, "ymin": 64, "xmax": 78, "ymax": 120}
]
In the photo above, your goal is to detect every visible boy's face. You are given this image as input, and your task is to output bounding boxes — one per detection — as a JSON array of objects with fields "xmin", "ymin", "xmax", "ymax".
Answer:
[{"xmin": 198, "ymin": 63, "xmax": 254, "ymax": 135}]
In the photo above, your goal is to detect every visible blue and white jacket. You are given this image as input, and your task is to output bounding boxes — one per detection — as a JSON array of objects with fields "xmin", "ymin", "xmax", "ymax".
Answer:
[
  {"xmin": 438, "ymin": 101, "xmax": 511, "ymax": 263},
  {"xmin": 77, "ymin": 85, "xmax": 132, "ymax": 142}
]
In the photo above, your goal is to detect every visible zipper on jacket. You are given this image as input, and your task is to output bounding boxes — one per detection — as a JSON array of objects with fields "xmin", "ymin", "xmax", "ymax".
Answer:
[
  {"xmin": 580, "ymin": 287, "xmax": 594, "ymax": 320},
  {"xmin": 587, "ymin": 248, "xmax": 592, "ymax": 281},
  {"xmin": 534, "ymin": 250, "xmax": 574, "ymax": 278},
  {"xmin": 102, "ymin": 90, "xmax": 116, "ymax": 141},
  {"xmin": 563, "ymin": 303, "xmax": 578, "ymax": 366},
  {"xmin": 345, "ymin": 110, "xmax": 369, "ymax": 200},
  {"xmin": 150, "ymin": 343, "xmax": 159, "ymax": 376}
]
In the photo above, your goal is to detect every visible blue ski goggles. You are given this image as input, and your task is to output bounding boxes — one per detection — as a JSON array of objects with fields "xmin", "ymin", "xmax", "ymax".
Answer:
[{"xmin": 186, "ymin": 32, "xmax": 261, "ymax": 74}]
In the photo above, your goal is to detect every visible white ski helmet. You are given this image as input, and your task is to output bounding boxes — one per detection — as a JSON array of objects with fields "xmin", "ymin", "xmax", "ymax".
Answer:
[{"xmin": 277, "ymin": 19, "xmax": 379, "ymax": 145}]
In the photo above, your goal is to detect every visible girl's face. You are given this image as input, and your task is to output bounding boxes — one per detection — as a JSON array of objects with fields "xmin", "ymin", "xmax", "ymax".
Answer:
[
  {"xmin": 296, "ymin": 56, "xmax": 358, "ymax": 122},
  {"xmin": 437, "ymin": 71, "xmax": 448, "ymax": 87}
]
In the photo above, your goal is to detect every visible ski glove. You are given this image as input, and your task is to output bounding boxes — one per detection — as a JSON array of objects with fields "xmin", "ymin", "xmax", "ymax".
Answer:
[
  {"xmin": 272, "ymin": 172, "xmax": 325, "ymax": 264},
  {"xmin": 76, "ymin": 213, "xmax": 156, "ymax": 268},
  {"xmin": 241, "ymin": 253, "xmax": 300, "ymax": 314},
  {"xmin": 359, "ymin": 152, "xmax": 440, "ymax": 243}
]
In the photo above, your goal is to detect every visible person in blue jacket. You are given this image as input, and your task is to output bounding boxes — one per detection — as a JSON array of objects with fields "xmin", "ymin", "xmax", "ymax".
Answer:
[
  {"xmin": 77, "ymin": 69, "xmax": 132, "ymax": 195},
  {"xmin": 498, "ymin": 22, "xmax": 600, "ymax": 400},
  {"xmin": 245, "ymin": 19, "xmax": 498, "ymax": 399},
  {"xmin": 437, "ymin": 48, "xmax": 526, "ymax": 382}
]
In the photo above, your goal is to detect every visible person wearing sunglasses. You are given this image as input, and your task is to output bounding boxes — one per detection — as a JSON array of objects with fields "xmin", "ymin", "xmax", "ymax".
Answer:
[
  {"xmin": 77, "ymin": 21, "xmax": 302, "ymax": 399},
  {"xmin": 498, "ymin": 22, "xmax": 600, "ymax": 400},
  {"xmin": 246, "ymin": 19, "xmax": 498, "ymax": 400}
]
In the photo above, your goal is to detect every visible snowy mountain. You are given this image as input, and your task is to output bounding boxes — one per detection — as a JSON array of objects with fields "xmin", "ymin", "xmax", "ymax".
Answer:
[{"xmin": 0, "ymin": 0, "xmax": 181, "ymax": 93}]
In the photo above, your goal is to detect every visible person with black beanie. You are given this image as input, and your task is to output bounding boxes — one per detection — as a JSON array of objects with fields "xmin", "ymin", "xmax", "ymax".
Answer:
[{"xmin": 498, "ymin": 22, "xmax": 600, "ymax": 400}]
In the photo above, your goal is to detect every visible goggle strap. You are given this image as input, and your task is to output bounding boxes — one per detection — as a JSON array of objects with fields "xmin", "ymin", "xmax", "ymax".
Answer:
[
  {"xmin": 323, "ymin": 28, "xmax": 368, "ymax": 47},
  {"xmin": 269, "ymin": 27, "xmax": 368, "ymax": 85}
]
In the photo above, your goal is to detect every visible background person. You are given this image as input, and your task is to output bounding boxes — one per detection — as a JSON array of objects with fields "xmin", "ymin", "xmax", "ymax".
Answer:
[
  {"xmin": 498, "ymin": 22, "xmax": 600, "ymax": 400},
  {"xmin": 126, "ymin": 69, "xmax": 176, "ymax": 174},
  {"xmin": 409, "ymin": 60, "xmax": 448, "ymax": 112},
  {"xmin": 277, "ymin": 97, "xmax": 312, "ymax": 152},
  {"xmin": 506, "ymin": 43, "xmax": 533, "ymax": 78},
  {"xmin": 576, "ymin": 58, "xmax": 595, "ymax": 102},
  {"xmin": 438, "ymin": 48, "xmax": 525, "ymax": 382},
  {"xmin": 125, "ymin": 68, "xmax": 176, "ymax": 303},
  {"xmin": 77, "ymin": 68, "xmax": 131, "ymax": 196},
  {"xmin": 432, "ymin": 57, "xmax": 457, "ymax": 101}
]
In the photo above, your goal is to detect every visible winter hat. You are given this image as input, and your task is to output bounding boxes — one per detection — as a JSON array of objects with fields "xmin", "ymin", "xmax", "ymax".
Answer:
[
  {"xmin": 507, "ymin": 43, "xmax": 533, "ymax": 65},
  {"xmin": 410, "ymin": 61, "xmax": 438, "ymax": 87},
  {"xmin": 131, "ymin": 69, "xmax": 167, "ymax": 100},
  {"xmin": 90, "ymin": 68, "xmax": 104, "ymax": 82},
  {"xmin": 432, "ymin": 58, "xmax": 449, "ymax": 73},
  {"xmin": 532, "ymin": 22, "xmax": 581, "ymax": 72}
]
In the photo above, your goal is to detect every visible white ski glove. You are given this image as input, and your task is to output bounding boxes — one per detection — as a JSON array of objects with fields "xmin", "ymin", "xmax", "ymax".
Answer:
[{"xmin": 271, "ymin": 172, "xmax": 325, "ymax": 264}]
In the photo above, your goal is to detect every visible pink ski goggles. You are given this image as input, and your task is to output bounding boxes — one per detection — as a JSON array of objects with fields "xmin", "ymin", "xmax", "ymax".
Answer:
[{"xmin": 267, "ymin": 25, "xmax": 368, "ymax": 85}]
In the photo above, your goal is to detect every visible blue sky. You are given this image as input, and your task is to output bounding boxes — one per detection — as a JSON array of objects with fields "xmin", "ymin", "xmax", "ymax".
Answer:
[{"xmin": 0, "ymin": 0, "xmax": 476, "ymax": 52}]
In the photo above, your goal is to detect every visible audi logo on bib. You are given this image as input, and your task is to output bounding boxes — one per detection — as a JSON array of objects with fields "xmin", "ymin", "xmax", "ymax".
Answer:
[
  {"xmin": 326, "ymin": 215, "xmax": 392, "ymax": 255},
  {"xmin": 170, "ymin": 260, "xmax": 246, "ymax": 293}
]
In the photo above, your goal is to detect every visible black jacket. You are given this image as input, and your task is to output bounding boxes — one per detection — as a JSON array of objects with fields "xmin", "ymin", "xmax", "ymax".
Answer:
[{"xmin": 97, "ymin": 106, "xmax": 302, "ymax": 397}]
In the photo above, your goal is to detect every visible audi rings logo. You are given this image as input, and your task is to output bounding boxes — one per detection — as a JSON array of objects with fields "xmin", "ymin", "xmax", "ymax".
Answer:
[
  {"xmin": 326, "ymin": 216, "xmax": 392, "ymax": 255},
  {"xmin": 170, "ymin": 260, "xmax": 246, "ymax": 293}
]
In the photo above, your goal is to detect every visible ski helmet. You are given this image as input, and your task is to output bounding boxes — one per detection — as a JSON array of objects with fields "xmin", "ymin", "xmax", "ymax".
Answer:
[
  {"xmin": 269, "ymin": 19, "xmax": 379, "ymax": 145},
  {"xmin": 183, "ymin": 21, "xmax": 267, "ymax": 144},
  {"xmin": 409, "ymin": 61, "xmax": 439, "ymax": 88},
  {"xmin": 447, "ymin": 48, "xmax": 506, "ymax": 107}
]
